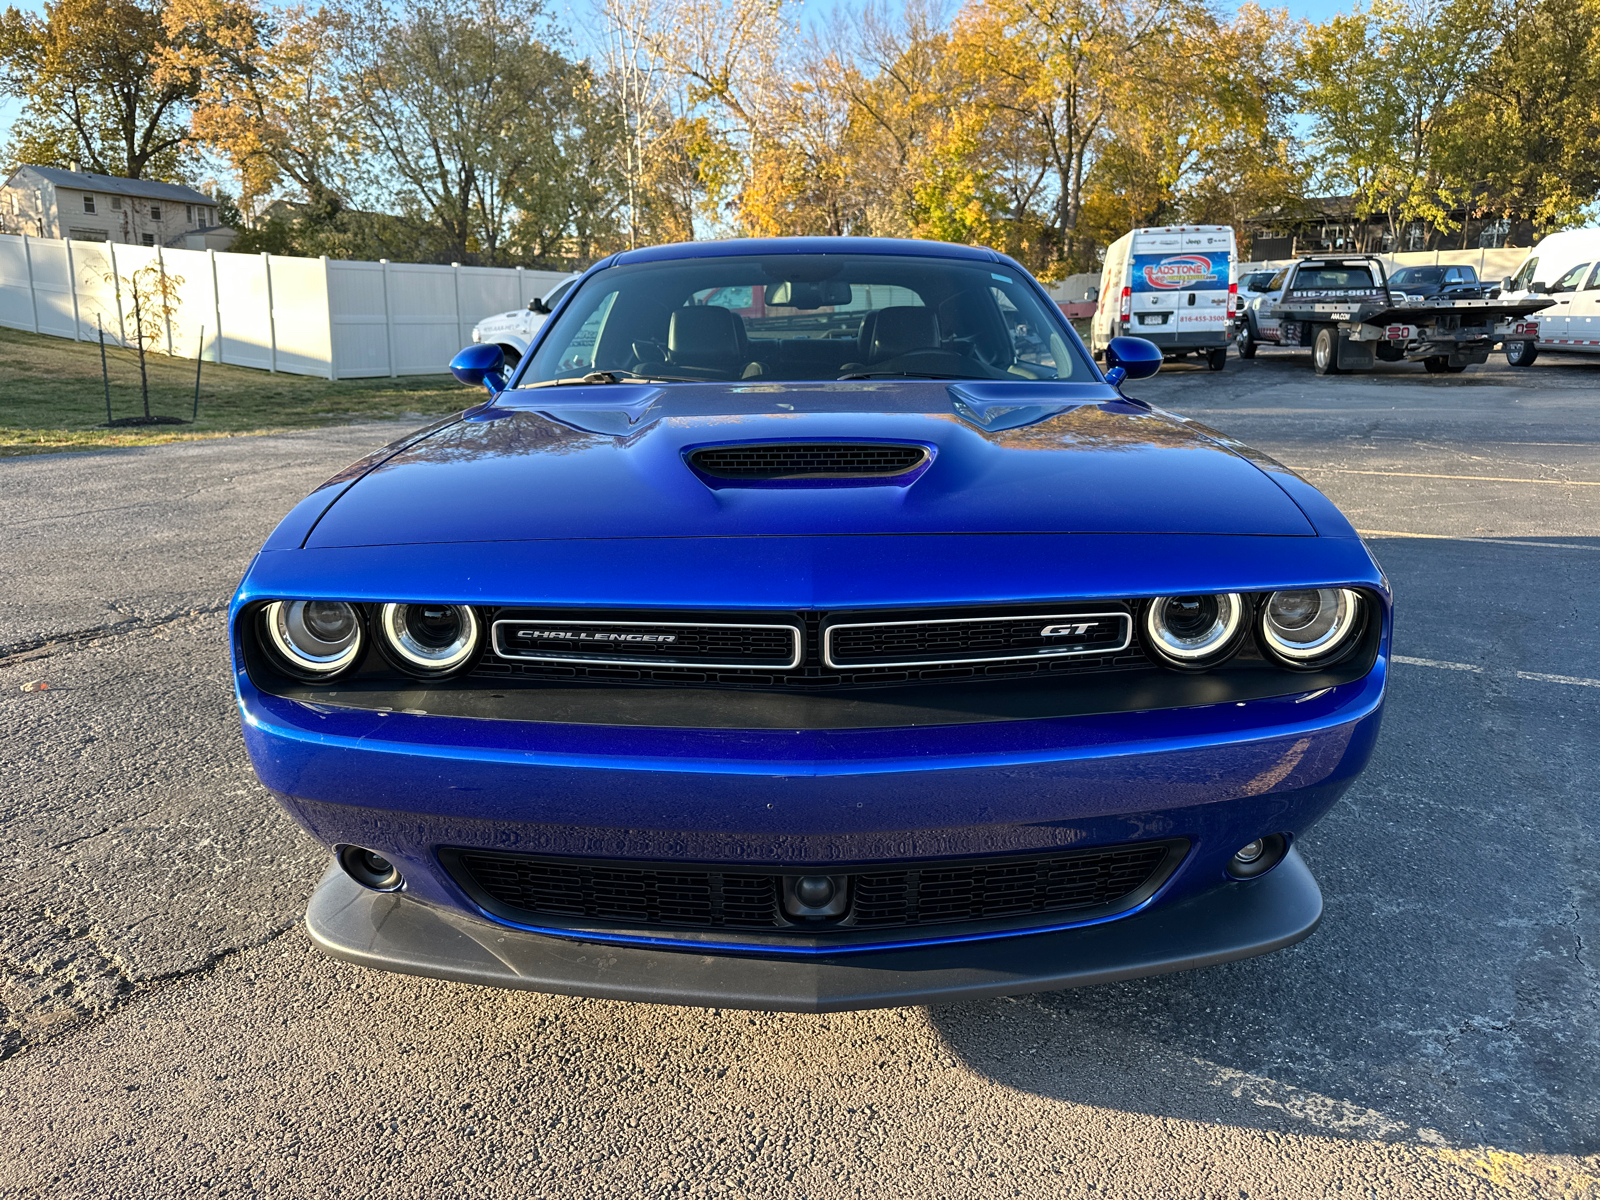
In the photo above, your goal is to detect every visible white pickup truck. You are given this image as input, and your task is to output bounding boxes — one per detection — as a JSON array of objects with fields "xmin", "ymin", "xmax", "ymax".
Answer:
[{"xmin": 470, "ymin": 273, "xmax": 581, "ymax": 365}]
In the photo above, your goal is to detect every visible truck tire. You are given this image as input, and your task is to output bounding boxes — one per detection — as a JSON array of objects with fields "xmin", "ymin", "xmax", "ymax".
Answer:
[
  {"xmin": 1505, "ymin": 339, "xmax": 1539, "ymax": 367},
  {"xmin": 1237, "ymin": 324, "xmax": 1257, "ymax": 358},
  {"xmin": 1207, "ymin": 347, "xmax": 1227, "ymax": 371},
  {"xmin": 1424, "ymin": 356, "xmax": 1449, "ymax": 373},
  {"xmin": 1313, "ymin": 325, "xmax": 1341, "ymax": 375}
]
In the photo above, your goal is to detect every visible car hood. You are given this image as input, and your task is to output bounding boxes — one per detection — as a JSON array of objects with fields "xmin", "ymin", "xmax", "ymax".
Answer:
[{"xmin": 302, "ymin": 381, "xmax": 1317, "ymax": 547}]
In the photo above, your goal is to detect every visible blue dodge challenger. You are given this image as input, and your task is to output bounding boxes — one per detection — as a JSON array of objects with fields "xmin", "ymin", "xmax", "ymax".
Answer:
[{"xmin": 232, "ymin": 238, "xmax": 1388, "ymax": 1011}]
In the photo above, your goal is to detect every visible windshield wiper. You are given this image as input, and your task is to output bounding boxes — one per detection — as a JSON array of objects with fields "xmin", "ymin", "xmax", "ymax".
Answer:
[
  {"xmin": 836, "ymin": 370, "xmax": 989, "ymax": 381},
  {"xmin": 522, "ymin": 370, "xmax": 706, "ymax": 388}
]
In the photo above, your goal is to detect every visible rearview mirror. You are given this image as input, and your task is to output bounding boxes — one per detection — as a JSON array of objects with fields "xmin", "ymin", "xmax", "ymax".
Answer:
[
  {"xmin": 450, "ymin": 343, "xmax": 508, "ymax": 395},
  {"xmin": 765, "ymin": 279, "xmax": 853, "ymax": 309}
]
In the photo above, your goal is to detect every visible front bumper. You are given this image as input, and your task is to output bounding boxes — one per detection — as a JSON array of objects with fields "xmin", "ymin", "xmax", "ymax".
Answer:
[{"xmin": 306, "ymin": 847, "xmax": 1323, "ymax": 1011}]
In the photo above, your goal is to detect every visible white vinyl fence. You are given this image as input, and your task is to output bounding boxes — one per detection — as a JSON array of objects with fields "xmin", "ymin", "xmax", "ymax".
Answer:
[{"xmin": 0, "ymin": 234, "xmax": 570, "ymax": 379}]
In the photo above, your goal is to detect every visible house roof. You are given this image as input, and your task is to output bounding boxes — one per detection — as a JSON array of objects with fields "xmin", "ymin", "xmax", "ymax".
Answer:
[{"xmin": 9, "ymin": 165, "xmax": 215, "ymax": 205}]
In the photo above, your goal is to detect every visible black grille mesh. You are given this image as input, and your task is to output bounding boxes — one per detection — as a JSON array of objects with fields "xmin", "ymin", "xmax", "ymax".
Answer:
[
  {"xmin": 850, "ymin": 844, "xmax": 1169, "ymax": 927},
  {"xmin": 829, "ymin": 614, "xmax": 1128, "ymax": 666},
  {"xmin": 495, "ymin": 620, "xmax": 797, "ymax": 666},
  {"xmin": 690, "ymin": 443, "xmax": 927, "ymax": 479},
  {"xmin": 451, "ymin": 842, "xmax": 1173, "ymax": 935}
]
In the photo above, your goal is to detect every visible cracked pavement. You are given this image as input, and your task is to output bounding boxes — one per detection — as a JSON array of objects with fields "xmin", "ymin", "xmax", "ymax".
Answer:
[{"xmin": 3, "ymin": 360, "xmax": 1599, "ymax": 1197}]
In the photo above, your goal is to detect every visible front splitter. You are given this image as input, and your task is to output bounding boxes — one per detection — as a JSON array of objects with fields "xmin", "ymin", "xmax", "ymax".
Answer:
[{"xmin": 305, "ymin": 850, "xmax": 1322, "ymax": 1013}]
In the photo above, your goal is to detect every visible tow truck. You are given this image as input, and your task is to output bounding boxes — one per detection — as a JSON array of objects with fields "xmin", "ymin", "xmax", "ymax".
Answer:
[{"xmin": 1235, "ymin": 255, "xmax": 1551, "ymax": 374}]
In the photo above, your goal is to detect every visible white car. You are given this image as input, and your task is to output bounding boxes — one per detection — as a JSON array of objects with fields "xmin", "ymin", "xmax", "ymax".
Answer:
[{"xmin": 471, "ymin": 273, "xmax": 581, "ymax": 366}]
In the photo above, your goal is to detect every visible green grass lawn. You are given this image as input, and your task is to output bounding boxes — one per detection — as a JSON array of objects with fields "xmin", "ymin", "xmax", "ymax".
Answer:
[{"xmin": 0, "ymin": 327, "xmax": 479, "ymax": 456}]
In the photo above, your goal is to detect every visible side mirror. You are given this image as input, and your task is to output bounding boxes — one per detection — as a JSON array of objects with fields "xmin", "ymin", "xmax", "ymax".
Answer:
[
  {"xmin": 1501, "ymin": 278, "xmax": 1513, "ymax": 292},
  {"xmin": 1105, "ymin": 336, "xmax": 1163, "ymax": 383},
  {"xmin": 450, "ymin": 343, "xmax": 508, "ymax": 395},
  {"xmin": 528, "ymin": 297, "xmax": 551, "ymax": 314}
]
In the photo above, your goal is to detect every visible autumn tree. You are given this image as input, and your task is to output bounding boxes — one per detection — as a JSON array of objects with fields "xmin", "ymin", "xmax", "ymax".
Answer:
[
  {"xmin": 1300, "ymin": 0, "xmax": 1497, "ymax": 248},
  {"xmin": 0, "ymin": 0, "xmax": 198, "ymax": 178},
  {"xmin": 342, "ymin": 0, "xmax": 596, "ymax": 264},
  {"xmin": 161, "ymin": 0, "xmax": 350, "ymax": 214},
  {"xmin": 1440, "ymin": 0, "xmax": 1600, "ymax": 235}
]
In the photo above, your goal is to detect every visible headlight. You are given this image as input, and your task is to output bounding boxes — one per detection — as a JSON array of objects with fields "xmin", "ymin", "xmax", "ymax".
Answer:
[
  {"xmin": 377, "ymin": 603, "xmax": 481, "ymax": 675},
  {"xmin": 261, "ymin": 600, "xmax": 363, "ymax": 678},
  {"xmin": 1142, "ymin": 594, "xmax": 1245, "ymax": 667},
  {"xmin": 1259, "ymin": 588, "xmax": 1364, "ymax": 667}
]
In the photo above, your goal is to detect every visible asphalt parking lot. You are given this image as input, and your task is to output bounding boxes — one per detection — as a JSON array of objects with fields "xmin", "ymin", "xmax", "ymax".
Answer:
[{"xmin": 3, "ymin": 348, "xmax": 1599, "ymax": 1198}]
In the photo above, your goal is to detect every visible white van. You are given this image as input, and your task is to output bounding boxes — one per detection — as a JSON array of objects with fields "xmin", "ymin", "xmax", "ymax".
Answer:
[
  {"xmin": 1090, "ymin": 226, "xmax": 1236, "ymax": 370},
  {"xmin": 1500, "ymin": 227, "xmax": 1600, "ymax": 366}
]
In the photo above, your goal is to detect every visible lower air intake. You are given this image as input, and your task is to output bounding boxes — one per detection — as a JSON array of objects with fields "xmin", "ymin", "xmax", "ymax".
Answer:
[
  {"xmin": 447, "ymin": 841, "xmax": 1179, "ymax": 935},
  {"xmin": 689, "ymin": 442, "xmax": 928, "ymax": 480}
]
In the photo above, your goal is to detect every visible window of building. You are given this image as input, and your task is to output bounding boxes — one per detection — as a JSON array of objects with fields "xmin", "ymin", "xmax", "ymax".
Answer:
[
  {"xmin": 141, "ymin": 232, "xmax": 155, "ymax": 246},
  {"xmin": 1479, "ymin": 218, "xmax": 1510, "ymax": 249},
  {"xmin": 83, "ymin": 193, "xmax": 96, "ymax": 213},
  {"xmin": 68, "ymin": 228, "xmax": 108, "ymax": 242},
  {"xmin": 149, "ymin": 203, "xmax": 162, "ymax": 220},
  {"xmin": 111, "ymin": 196, "xmax": 122, "ymax": 211},
  {"xmin": 1407, "ymin": 222, "xmax": 1427, "ymax": 250},
  {"xmin": 186, "ymin": 204, "xmax": 193, "ymax": 223}
]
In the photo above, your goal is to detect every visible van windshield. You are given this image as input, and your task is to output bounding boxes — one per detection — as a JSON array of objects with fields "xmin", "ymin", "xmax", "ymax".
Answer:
[{"xmin": 517, "ymin": 254, "xmax": 1089, "ymax": 385}]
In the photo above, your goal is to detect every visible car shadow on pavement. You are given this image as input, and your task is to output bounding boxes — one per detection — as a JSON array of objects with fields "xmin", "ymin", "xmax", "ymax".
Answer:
[{"xmin": 930, "ymin": 536, "xmax": 1600, "ymax": 1159}]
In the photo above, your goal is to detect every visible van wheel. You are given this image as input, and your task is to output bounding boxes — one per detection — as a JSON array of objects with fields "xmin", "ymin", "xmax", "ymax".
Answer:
[
  {"xmin": 1506, "ymin": 339, "xmax": 1539, "ymax": 367},
  {"xmin": 1207, "ymin": 347, "xmax": 1227, "ymax": 371},
  {"xmin": 1237, "ymin": 324, "xmax": 1257, "ymax": 359},
  {"xmin": 1313, "ymin": 325, "xmax": 1341, "ymax": 375}
]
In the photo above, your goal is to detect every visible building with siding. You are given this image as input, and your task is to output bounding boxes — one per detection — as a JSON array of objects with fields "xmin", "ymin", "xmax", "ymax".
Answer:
[{"xmin": 0, "ymin": 166, "xmax": 236, "ymax": 250}]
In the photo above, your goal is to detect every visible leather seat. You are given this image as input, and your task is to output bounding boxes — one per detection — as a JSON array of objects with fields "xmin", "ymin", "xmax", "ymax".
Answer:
[
  {"xmin": 856, "ymin": 310, "xmax": 880, "ymax": 361},
  {"xmin": 869, "ymin": 306, "xmax": 942, "ymax": 362},
  {"xmin": 663, "ymin": 306, "xmax": 764, "ymax": 379},
  {"xmin": 669, "ymin": 306, "xmax": 742, "ymax": 367}
]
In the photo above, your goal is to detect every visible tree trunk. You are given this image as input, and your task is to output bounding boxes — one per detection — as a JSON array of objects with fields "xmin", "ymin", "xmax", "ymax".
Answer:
[{"xmin": 132, "ymin": 289, "xmax": 150, "ymax": 419}]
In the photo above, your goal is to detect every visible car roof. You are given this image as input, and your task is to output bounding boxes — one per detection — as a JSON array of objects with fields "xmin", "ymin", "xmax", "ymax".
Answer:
[{"xmin": 607, "ymin": 237, "xmax": 1008, "ymax": 267}]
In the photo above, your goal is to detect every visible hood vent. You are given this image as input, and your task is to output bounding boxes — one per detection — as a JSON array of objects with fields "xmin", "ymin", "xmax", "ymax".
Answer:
[{"xmin": 688, "ymin": 442, "xmax": 929, "ymax": 482}]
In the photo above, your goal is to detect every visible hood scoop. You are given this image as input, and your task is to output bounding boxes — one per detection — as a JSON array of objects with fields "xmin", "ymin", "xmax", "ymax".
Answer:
[{"xmin": 686, "ymin": 441, "xmax": 932, "ymax": 488}]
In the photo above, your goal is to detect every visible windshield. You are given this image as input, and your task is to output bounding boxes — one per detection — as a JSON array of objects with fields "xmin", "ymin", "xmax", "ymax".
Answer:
[
  {"xmin": 517, "ymin": 253, "xmax": 1089, "ymax": 386},
  {"xmin": 1389, "ymin": 267, "xmax": 1443, "ymax": 287},
  {"xmin": 1291, "ymin": 264, "xmax": 1380, "ymax": 290}
]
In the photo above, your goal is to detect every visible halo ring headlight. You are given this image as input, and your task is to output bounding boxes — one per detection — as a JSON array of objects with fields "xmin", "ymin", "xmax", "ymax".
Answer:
[
  {"xmin": 378, "ymin": 603, "xmax": 481, "ymax": 675},
  {"xmin": 261, "ymin": 600, "xmax": 364, "ymax": 678},
  {"xmin": 1259, "ymin": 588, "xmax": 1364, "ymax": 667},
  {"xmin": 1143, "ymin": 593, "xmax": 1245, "ymax": 668}
]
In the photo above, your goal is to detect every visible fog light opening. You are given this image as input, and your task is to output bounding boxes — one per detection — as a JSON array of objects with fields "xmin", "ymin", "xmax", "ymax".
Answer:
[
  {"xmin": 781, "ymin": 874, "xmax": 850, "ymax": 920},
  {"xmin": 338, "ymin": 845, "xmax": 405, "ymax": 892},
  {"xmin": 1227, "ymin": 833, "xmax": 1288, "ymax": 879}
]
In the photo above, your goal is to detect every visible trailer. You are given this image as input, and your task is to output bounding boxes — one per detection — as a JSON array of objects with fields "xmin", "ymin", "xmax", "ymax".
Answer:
[{"xmin": 1236, "ymin": 255, "xmax": 1551, "ymax": 375}]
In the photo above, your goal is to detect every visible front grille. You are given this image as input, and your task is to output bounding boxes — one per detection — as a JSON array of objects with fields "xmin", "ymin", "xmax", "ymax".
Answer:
[
  {"xmin": 448, "ymin": 842, "xmax": 1176, "ymax": 936},
  {"xmin": 826, "ymin": 611, "xmax": 1131, "ymax": 668},
  {"xmin": 477, "ymin": 606, "xmax": 1150, "ymax": 690},
  {"xmin": 689, "ymin": 442, "xmax": 927, "ymax": 480},
  {"xmin": 492, "ymin": 618, "xmax": 801, "ymax": 669}
]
